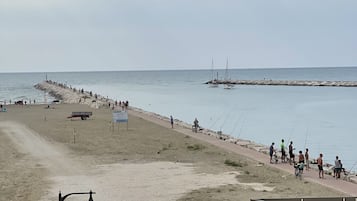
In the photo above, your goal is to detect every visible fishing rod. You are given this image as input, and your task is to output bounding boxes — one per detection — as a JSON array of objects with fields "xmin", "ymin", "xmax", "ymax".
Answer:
[
  {"xmin": 344, "ymin": 160, "xmax": 357, "ymax": 179},
  {"xmin": 237, "ymin": 115, "xmax": 247, "ymax": 139},
  {"xmin": 208, "ymin": 109, "xmax": 226, "ymax": 130},
  {"xmin": 286, "ymin": 125, "xmax": 295, "ymax": 146},
  {"xmin": 208, "ymin": 105, "xmax": 235, "ymax": 132},
  {"xmin": 219, "ymin": 112, "xmax": 232, "ymax": 132},
  {"xmin": 230, "ymin": 113, "xmax": 245, "ymax": 135},
  {"xmin": 303, "ymin": 126, "xmax": 309, "ymax": 149}
]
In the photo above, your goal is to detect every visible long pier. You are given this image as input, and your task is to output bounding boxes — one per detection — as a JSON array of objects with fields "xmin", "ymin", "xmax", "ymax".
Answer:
[{"xmin": 205, "ymin": 79, "xmax": 357, "ymax": 87}]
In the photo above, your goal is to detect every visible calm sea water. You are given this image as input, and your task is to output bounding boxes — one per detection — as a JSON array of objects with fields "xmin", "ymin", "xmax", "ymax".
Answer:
[{"xmin": 1, "ymin": 67, "xmax": 357, "ymax": 171}]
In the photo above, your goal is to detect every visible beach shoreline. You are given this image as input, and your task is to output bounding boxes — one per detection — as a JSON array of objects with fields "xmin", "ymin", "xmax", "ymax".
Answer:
[
  {"xmin": 34, "ymin": 80, "xmax": 357, "ymax": 179},
  {"xmin": 0, "ymin": 81, "xmax": 356, "ymax": 200},
  {"xmin": 34, "ymin": 81, "xmax": 357, "ymax": 188}
]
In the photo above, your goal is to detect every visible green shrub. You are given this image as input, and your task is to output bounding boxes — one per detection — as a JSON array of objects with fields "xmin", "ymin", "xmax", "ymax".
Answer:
[
  {"xmin": 187, "ymin": 144, "xmax": 205, "ymax": 151},
  {"xmin": 224, "ymin": 159, "xmax": 245, "ymax": 167}
]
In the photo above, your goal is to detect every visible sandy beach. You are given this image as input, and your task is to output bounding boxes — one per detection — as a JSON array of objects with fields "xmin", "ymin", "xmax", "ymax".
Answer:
[{"xmin": 0, "ymin": 82, "xmax": 355, "ymax": 200}]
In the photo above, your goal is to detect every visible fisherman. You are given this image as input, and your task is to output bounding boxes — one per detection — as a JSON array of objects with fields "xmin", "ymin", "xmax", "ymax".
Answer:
[
  {"xmin": 334, "ymin": 156, "xmax": 339, "ymax": 178},
  {"xmin": 193, "ymin": 118, "xmax": 199, "ymax": 133},
  {"xmin": 298, "ymin": 150, "xmax": 304, "ymax": 163},
  {"xmin": 305, "ymin": 148, "xmax": 310, "ymax": 170},
  {"xmin": 289, "ymin": 141, "xmax": 295, "ymax": 165},
  {"xmin": 317, "ymin": 153, "xmax": 324, "ymax": 179},
  {"xmin": 280, "ymin": 139, "xmax": 286, "ymax": 163},
  {"xmin": 269, "ymin": 142, "xmax": 275, "ymax": 163},
  {"xmin": 170, "ymin": 115, "xmax": 174, "ymax": 128},
  {"xmin": 335, "ymin": 159, "xmax": 343, "ymax": 179}
]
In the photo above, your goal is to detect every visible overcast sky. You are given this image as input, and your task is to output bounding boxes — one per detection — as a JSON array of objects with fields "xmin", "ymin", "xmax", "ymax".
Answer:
[{"xmin": 1, "ymin": 0, "xmax": 357, "ymax": 72}]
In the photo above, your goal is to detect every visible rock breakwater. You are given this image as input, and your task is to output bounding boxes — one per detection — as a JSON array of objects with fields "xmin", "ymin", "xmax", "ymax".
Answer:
[
  {"xmin": 34, "ymin": 81, "xmax": 111, "ymax": 108},
  {"xmin": 205, "ymin": 80, "xmax": 357, "ymax": 87}
]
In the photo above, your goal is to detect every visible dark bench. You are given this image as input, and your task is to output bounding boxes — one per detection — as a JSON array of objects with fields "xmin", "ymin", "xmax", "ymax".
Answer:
[{"xmin": 68, "ymin": 112, "xmax": 92, "ymax": 120}]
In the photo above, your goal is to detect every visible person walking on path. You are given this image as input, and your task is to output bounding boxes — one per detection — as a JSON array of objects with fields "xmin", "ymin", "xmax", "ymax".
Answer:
[
  {"xmin": 170, "ymin": 115, "xmax": 174, "ymax": 128},
  {"xmin": 305, "ymin": 148, "xmax": 310, "ymax": 170},
  {"xmin": 317, "ymin": 153, "xmax": 324, "ymax": 179}
]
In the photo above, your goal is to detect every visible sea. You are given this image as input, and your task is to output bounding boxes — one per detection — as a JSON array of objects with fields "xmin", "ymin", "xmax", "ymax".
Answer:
[{"xmin": 1, "ymin": 67, "xmax": 357, "ymax": 172}]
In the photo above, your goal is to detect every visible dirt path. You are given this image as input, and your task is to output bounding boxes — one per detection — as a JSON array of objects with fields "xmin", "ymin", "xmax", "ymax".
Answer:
[{"xmin": 2, "ymin": 121, "xmax": 267, "ymax": 201}]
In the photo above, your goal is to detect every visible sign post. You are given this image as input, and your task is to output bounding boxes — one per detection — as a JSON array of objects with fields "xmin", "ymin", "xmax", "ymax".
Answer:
[{"xmin": 112, "ymin": 111, "xmax": 128, "ymax": 133}]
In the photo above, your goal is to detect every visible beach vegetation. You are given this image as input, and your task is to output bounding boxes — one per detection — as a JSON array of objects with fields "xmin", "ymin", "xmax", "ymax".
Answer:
[
  {"xmin": 160, "ymin": 143, "xmax": 175, "ymax": 152},
  {"xmin": 187, "ymin": 144, "xmax": 205, "ymax": 151},
  {"xmin": 224, "ymin": 159, "xmax": 247, "ymax": 167}
]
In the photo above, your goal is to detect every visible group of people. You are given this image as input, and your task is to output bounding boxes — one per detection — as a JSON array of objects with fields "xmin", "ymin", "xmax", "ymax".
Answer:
[
  {"xmin": 111, "ymin": 100, "xmax": 129, "ymax": 110},
  {"xmin": 270, "ymin": 140, "xmax": 309, "ymax": 167},
  {"xmin": 1, "ymin": 99, "xmax": 36, "ymax": 105},
  {"xmin": 168, "ymin": 117, "xmax": 346, "ymax": 180},
  {"xmin": 269, "ymin": 139, "xmax": 345, "ymax": 179}
]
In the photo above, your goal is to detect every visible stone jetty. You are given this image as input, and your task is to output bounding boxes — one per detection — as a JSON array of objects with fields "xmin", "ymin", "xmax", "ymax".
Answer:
[
  {"xmin": 34, "ymin": 80, "xmax": 112, "ymax": 108},
  {"xmin": 205, "ymin": 79, "xmax": 357, "ymax": 87}
]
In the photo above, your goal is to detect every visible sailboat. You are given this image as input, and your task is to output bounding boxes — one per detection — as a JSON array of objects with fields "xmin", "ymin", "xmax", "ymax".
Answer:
[
  {"xmin": 209, "ymin": 59, "xmax": 219, "ymax": 88},
  {"xmin": 224, "ymin": 58, "xmax": 234, "ymax": 89}
]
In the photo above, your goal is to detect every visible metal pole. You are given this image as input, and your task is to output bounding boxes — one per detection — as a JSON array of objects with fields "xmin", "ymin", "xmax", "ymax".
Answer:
[{"xmin": 89, "ymin": 190, "xmax": 94, "ymax": 201}]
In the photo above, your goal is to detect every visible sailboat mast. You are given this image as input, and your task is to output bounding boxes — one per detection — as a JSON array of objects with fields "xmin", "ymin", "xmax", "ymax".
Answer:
[
  {"xmin": 225, "ymin": 58, "xmax": 229, "ymax": 81},
  {"xmin": 211, "ymin": 58, "xmax": 214, "ymax": 81}
]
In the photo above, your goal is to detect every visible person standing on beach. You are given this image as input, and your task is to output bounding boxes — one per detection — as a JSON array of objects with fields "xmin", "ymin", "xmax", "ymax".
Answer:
[
  {"xmin": 305, "ymin": 148, "xmax": 310, "ymax": 170},
  {"xmin": 335, "ymin": 158, "xmax": 343, "ymax": 179},
  {"xmin": 170, "ymin": 115, "xmax": 174, "ymax": 128},
  {"xmin": 317, "ymin": 153, "xmax": 324, "ymax": 179},
  {"xmin": 280, "ymin": 139, "xmax": 286, "ymax": 163},
  {"xmin": 298, "ymin": 150, "xmax": 304, "ymax": 164},
  {"xmin": 288, "ymin": 141, "xmax": 295, "ymax": 165},
  {"xmin": 193, "ymin": 118, "xmax": 199, "ymax": 132},
  {"xmin": 334, "ymin": 156, "xmax": 339, "ymax": 178},
  {"xmin": 269, "ymin": 142, "xmax": 275, "ymax": 163}
]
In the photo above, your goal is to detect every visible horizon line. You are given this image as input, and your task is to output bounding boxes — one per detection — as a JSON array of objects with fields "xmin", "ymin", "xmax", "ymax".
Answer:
[{"xmin": 1, "ymin": 65, "xmax": 357, "ymax": 74}]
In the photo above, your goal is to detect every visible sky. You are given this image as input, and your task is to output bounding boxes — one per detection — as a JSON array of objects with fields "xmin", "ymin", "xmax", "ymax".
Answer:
[{"xmin": 1, "ymin": 0, "xmax": 357, "ymax": 72}]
